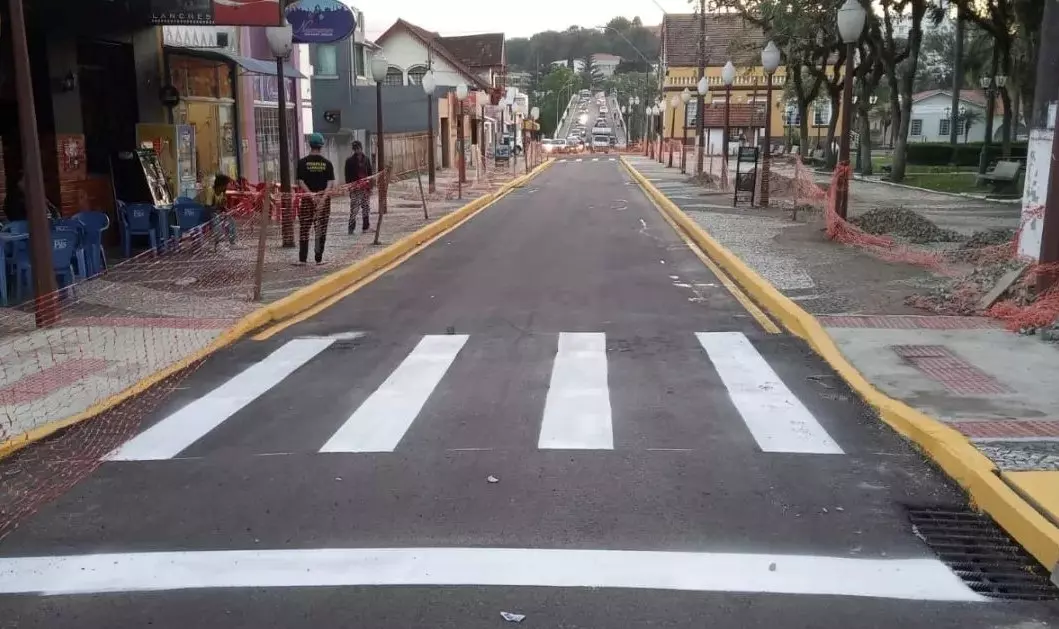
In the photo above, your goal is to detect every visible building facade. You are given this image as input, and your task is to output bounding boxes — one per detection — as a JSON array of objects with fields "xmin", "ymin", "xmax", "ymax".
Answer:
[{"xmin": 907, "ymin": 89, "xmax": 1005, "ymax": 144}]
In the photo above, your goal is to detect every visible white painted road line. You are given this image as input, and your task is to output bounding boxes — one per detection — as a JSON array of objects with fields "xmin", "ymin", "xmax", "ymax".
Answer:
[
  {"xmin": 106, "ymin": 338, "xmax": 334, "ymax": 461},
  {"xmin": 696, "ymin": 332, "xmax": 843, "ymax": 454},
  {"xmin": 576, "ymin": 158, "xmax": 583, "ymax": 163},
  {"xmin": 539, "ymin": 332, "xmax": 613, "ymax": 450},
  {"xmin": 0, "ymin": 548, "xmax": 984, "ymax": 601},
  {"xmin": 592, "ymin": 158, "xmax": 600, "ymax": 162},
  {"xmin": 320, "ymin": 335, "xmax": 468, "ymax": 453}
]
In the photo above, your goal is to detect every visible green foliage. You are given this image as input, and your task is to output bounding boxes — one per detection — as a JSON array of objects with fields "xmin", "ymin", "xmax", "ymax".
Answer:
[
  {"xmin": 504, "ymin": 17, "xmax": 660, "ymax": 71},
  {"xmin": 902, "ymin": 142, "xmax": 1027, "ymax": 167}
]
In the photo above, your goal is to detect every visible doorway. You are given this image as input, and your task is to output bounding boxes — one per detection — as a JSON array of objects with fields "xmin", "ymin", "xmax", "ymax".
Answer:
[
  {"xmin": 440, "ymin": 117, "xmax": 450, "ymax": 168},
  {"xmin": 78, "ymin": 39, "xmax": 137, "ymax": 175}
]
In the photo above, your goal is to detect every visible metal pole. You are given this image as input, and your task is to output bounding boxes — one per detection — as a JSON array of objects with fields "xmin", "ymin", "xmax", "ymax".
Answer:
[
  {"xmin": 480, "ymin": 105, "xmax": 486, "ymax": 160},
  {"xmin": 426, "ymin": 94, "xmax": 436, "ymax": 193},
  {"xmin": 253, "ymin": 181, "xmax": 271, "ymax": 301},
  {"xmin": 276, "ymin": 57, "xmax": 294, "ymax": 247},
  {"xmin": 681, "ymin": 104, "xmax": 689, "ymax": 174},
  {"xmin": 457, "ymin": 99, "xmax": 464, "ymax": 199},
  {"xmin": 760, "ymin": 72, "xmax": 773, "ymax": 207},
  {"xmin": 723, "ymin": 85, "xmax": 732, "ymax": 158},
  {"xmin": 376, "ymin": 81, "xmax": 387, "ymax": 215},
  {"xmin": 668, "ymin": 105, "xmax": 675, "ymax": 168},
  {"xmin": 837, "ymin": 43, "xmax": 855, "ymax": 219},
  {"xmin": 695, "ymin": 0, "xmax": 706, "ymax": 176},
  {"xmin": 9, "ymin": 0, "xmax": 58, "ymax": 326}
]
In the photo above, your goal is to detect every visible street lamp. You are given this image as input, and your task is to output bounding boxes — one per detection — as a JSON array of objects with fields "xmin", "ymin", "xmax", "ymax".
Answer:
[
  {"xmin": 696, "ymin": 75, "xmax": 709, "ymax": 175},
  {"xmin": 836, "ymin": 0, "xmax": 866, "ymax": 219},
  {"xmin": 760, "ymin": 40, "xmax": 781, "ymax": 207},
  {"xmin": 266, "ymin": 20, "xmax": 295, "ymax": 247},
  {"xmin": 978, "ymin": 74, "xmax": 1006, "ymax": 175},
  {"xmin": 455, "ymin": 82, "xmax": 469, "ymax": 198},
  {"xmin": 668, "ymin": 94, "xmax": 680, "ymax": 168},
  {"xmin": 370, "ymin": 51, "xmax": 390, "ymax": 219},
  {"xmin": 422, "ymin": 69, "xmax": 437, "ymax": 192},
  {"xmin": 722, "ymin": 61, "xmax": 736, "ymax": 157},
  {"xmin": 680, "ymin": 88, "xmax": 692, "ymax": 173},
  {"xmin": 528, "ymin": 105, "xmax": 540, "ymax": 172},
  {"xmin": 657, "ymin": 100, "xmax": 666, "ymax": 164}
]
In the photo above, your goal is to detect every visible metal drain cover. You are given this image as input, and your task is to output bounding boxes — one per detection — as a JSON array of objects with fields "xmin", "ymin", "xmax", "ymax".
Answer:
[{"xmin": 907, "ymin": 506, "xmax": 1059, "ymax": 601}]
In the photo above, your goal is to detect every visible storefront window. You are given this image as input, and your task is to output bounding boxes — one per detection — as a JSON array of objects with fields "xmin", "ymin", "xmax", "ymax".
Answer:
[
  {"xmin": 170, "ymin": 53, "xmax": 239, "ymax": 187},
  {"xmin": 254, "ymin": 106, "xmax": 297, "ymax": 183}
]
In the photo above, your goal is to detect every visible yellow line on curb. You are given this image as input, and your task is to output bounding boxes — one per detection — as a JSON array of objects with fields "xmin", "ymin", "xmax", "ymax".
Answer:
[
  {"xmin": 0, "ymin": 160, "xmax": 554, "ymax": 462},
  {"xmin": 253, "ymin": 186, "xmax": 517, "ymax": 340},
  {"xmin": 619, "ymin": 156, "xmax": 1059, "ymax": 572},
  {"xmin": 627, "ymin": 167, "xmax": 780, "ymax": 334}
]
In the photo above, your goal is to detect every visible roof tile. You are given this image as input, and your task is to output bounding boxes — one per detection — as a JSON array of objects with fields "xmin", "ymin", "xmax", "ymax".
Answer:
[
  {"xmin": 439, "ymin": 33, "xmax": 505, "ymax": 68},
  {"xmin": 663, "ymin": 13, "xmax": 766, "ymax": 68}
]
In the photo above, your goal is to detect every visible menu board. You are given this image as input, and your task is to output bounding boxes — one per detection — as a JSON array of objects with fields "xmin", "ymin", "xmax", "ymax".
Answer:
[
  {"xmin": 110, "ymin": 148, "xmax": 174, "ymax": 207},
  {"xmin": 138, "ymin": 149, "xmax": 174, "ymax": 206}
]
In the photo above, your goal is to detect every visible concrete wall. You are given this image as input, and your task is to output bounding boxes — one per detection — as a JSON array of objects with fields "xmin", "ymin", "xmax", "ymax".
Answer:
[{"xmin": 314, "ymin": 85, "xmax": 430, "ymax": 135}]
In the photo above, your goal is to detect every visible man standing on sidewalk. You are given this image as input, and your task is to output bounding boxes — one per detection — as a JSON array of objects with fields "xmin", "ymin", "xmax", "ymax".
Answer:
[
  {"xmin": 295, "ymin": 133, "xmax": 335, "ymax": 265},
  {"xmin": 344, "ymin": 140, "xmax": 374, "ymax": 234}
]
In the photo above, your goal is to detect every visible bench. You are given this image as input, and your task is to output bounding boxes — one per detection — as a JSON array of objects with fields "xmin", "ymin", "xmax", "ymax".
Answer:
[{"xmin": 977, "ymin": 160, "xmax": 1023, "ymax": 194}]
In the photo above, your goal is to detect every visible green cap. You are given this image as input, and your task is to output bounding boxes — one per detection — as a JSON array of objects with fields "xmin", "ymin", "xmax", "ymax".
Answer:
[{"xmin": 308, "ymin": 132, "xmax": 325, "ymax": 148}]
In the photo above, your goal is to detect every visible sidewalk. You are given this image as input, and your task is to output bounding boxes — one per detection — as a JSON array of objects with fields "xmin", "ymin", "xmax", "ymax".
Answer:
[
  {"xmin": 0, "ymin": 158, "xmax": 528, "ymax": 451},
  {"xmin": 625, "ymin": 155, "xmax": 1059, "ymax": 557}
]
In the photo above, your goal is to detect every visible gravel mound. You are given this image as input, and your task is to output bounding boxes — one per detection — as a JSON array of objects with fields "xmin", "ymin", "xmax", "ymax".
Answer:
[{"xmin": 850, "ymin": 207, "xmax": 963, "ymax": 244}]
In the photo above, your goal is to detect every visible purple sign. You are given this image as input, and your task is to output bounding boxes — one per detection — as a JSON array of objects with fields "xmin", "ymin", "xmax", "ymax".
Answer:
[{"xmin": 285, "ymin": 0, "xmax": 356, "ymax": 44}]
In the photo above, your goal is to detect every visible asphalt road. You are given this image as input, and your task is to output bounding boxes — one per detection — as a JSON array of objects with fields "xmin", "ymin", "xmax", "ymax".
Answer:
[{"xmin": 1, "ymin": 160, "xmax": 1057, "ymax": 627}]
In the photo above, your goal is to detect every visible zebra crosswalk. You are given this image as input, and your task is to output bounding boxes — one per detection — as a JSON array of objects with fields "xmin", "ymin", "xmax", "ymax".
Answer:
[
  {"xmin": 555, "ymin": 157, "xmax": 619, "ymax": 163},
  {"xmin": 104, "ymin": 332, "xmax": 847, "ymax": 462}
]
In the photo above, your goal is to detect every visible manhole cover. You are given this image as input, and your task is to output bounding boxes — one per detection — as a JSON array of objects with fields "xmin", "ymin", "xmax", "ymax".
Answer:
[{"xmin": 907, "ymin": 506, "xmax": 1059, "ymax": 601}]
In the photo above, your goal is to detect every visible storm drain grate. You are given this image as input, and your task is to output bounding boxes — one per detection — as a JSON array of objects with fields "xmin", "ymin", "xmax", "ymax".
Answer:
[{"xmin": 907, "ymin": 506, "xmax": 1059, "ymax": 601}]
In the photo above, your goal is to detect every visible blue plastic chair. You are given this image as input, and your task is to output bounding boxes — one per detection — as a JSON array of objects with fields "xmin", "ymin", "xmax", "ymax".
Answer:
[
  {"xmin": 52, "ymin": 220, "xmax": 88, "ymax": 280},
  {"xmin": 50, "ymin": 230, "xmax": 79, "ymax": 298},
  {"xmin": 175, "ymin": 196, "xmax": 196, "ymax": 205},
  {"xmin": 3, "ymin": 221, "xmax": 31, "ymax": 302},
  {"xmin": 170, "ymin": 203, "xmax": 208, "ymax": 245},
  {"xmin": 72, "ymin": 210, "xmax": 110, "ymax": 277},
  {"xmin": 119, "ymin": 203, "xmax": 158, "ymax": 258}
]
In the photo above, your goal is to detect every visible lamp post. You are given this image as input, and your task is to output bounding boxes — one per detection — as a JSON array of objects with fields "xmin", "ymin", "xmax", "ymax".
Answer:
[
  {"xmin": 455, "ymin": 83, "xmax": 468, "ymax": 198},
  {"xmin": 722, "ymin": 61, "xmax": 736, "ymax": 158},
  {"xmin": 978, "ymin": 74, "xmax": 1006, "ymax": 175},
  {"xmin": 422, "ymin": 70, "xmax": 438, "ymax": 192},
  {"xmin": 836, "ymin": 0, "xmax": 866, "ymax": 220},
  {"xmin": 680, "ymin": 88, "xmax": 691, "ymax": 173},
  {"xmin": 528, "ymin": 105, "xmax": 540, "ymax": 172},
  {"xmin": 696, "ymin": 76, "xmax": 708, "ymax": 174},
  {"xmin": 668, "ymin": 94, "xmax": 679, "ymax": 168},
  {"xmin": 266, "ymin": 20, "xmax": 295, "ymax": 247},
  {"xmin": 657, "ymin": 100, "xmax": 666, "ymax": 164},
  {"xmin": 760, "ymin": 41, "xmax": 781, "ymax": 207},
  {"xmin": 370, "ymin": 52, "xmax": 389, "ymax": 215}
]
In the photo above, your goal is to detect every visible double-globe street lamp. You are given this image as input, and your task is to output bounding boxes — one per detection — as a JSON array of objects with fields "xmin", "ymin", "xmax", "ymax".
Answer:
[
  {"xmin": 760, "ymin": 40, "xmax": 781, "ymax": 207},
  {"xmin": 422, "ymin": 69, "xmax": 438, "ymax": 193},
  {"xmin": 656, "ymin": 100, "xmax": 666, "ymax": 164},
  {"xmin": 721, "ymin": 60, "xmax": 736, "ymax": 158},
  {"xmin": 836, "ymin": 0, "xmax": 867, "ymax": 220},
  {"xmin": 978, "ymin": 73, "xmax": 1007, "ymax": 175},
  {"xmin": 695, "ymin": 75, "xmax": 708, "ymax": 175},
  {"xmin": 668, "ymin": 94, "xmax": 680, "ymax": 168},
  {"xmin": 680, "ymin": 88, "xmax": 691, "ymax": 174}
]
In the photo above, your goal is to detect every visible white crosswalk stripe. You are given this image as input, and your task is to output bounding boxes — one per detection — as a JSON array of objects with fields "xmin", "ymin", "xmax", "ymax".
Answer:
[
  {"xmin": 697, "ymin": 332, "xmax": 843, "ymax": 454},
  {"xmin": 104, "ymin": 332, "xmax": 844, "ymax": 459},
  {"xmin": 106, "ymin": 338, "xmax": 335, "ymax": 461},
  {"xmin": 321, "ymin": 335, "xmax": 468, "ymax": 453},
  {"xmin": 539, "ymin": 332, "xmax": 613, "ymax": 450}
]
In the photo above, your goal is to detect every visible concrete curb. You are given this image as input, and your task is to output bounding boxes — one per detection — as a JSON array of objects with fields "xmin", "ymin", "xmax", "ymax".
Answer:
[
  {"xmin": 851, "ymin": 174, "xmax": 1020, "ymax": 205},
  {"xmin": 621, "ymin": 156, "xmax": 1059, "ymax": 575},
  {"xmin": 0, "ymin": 159, "xmax": 555, "ymax": 461}
]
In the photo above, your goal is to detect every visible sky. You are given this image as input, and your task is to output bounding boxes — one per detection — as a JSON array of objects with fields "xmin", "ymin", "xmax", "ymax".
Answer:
[{"xmin": 346, "ymin": 0, "xmax": 678, "ymax": 39}]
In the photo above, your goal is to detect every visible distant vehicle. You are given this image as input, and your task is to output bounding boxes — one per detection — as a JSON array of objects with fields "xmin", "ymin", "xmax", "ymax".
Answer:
[
  {"xmin": 566, "ymin": 136, "xmax": 584, "ymax": 151},
  {"xmin": 580, "ymin": 89, "xmax": 590, "ymax": 97},
  {"xmin": 542, "ymin": 138, "xmax": 567, "ymax": 154},
  {"xmin": 600, "ymin": 107, "xmax": 608, "ymax": 114},
  {"xmin": 591, "ymin": 135, "xmax": 610, "ymax": 151},
  {"xmin": 593, "ymin": 124, "xmax": 612, "ymax": 135}
]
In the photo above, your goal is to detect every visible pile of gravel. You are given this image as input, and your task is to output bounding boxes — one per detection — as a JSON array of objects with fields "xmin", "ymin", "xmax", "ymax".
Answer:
[
  {"xmin": 850, "ymin": 207, "xmax": 963, "ymax": 244},
  {"xmin": 959, "ymin": 228, "xmax": 1017, "ymax": 250}
]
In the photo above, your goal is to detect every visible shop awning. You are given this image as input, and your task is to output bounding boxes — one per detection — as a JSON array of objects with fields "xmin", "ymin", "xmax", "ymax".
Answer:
[{"xmin": 166, "ymin": 47, "xmax": 307, "ymax": 79}]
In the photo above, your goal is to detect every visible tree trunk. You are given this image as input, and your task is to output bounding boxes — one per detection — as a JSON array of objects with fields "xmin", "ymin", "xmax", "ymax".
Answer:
[
  {"xmin": 859, "ymin": 107, "xmax": 873, "ymax": 175},
  {"xmin": 824, "ymin": 90, "xmax": 841, "ymax": 167},
  {"xmin": 798, "ymin": 111, "xmax": 810, "ymax": 157},
  {"xmin": 1001, "ymin": 87, "xmax": 1014, "ymax": 157},
  {"xmin": 891, "ymin": 96, "xmax": 914, "ymax": 182},
  {"xmin": 890, "ymin": 1, "xmax": 925, "ymax": 183},
  {"xmin": 887, "ymin": 73, "xmax": 901, "ymax": 148}
]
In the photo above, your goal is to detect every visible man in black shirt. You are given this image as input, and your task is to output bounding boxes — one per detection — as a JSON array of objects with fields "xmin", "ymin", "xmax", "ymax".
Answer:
[
  {"xmin": 295, "ymin": 133, "xmax": 335, "ymax": 264},
  {"xmin": 344, "ymin": 140, "xmax": 374, "ymax": 234}
]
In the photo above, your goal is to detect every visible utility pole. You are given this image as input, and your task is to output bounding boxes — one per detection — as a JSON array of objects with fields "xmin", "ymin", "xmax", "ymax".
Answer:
[
  {"xmin": 948, "ymin": 5, "xmax": 964, "ymax": 164},
  {"xmin": 426, "ymin": 43, "xmax": 436, "ymax": 192},
  {"xmin": 695, "ymin": 0, "xmax": 706, "ymax": 176},
  {"xmin": 1034, "ymin": 0, "xmax": 1059, "ymax": 289}
]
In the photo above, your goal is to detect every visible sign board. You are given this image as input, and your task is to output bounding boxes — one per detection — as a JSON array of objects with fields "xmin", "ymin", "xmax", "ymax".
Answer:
[
  {"xmin": 286, "ymin": 0, "xmax": 357, "ymax": 44},
  {"xmin": 150, "ymin": 0, "xmax": 282, "ymax": 26}
]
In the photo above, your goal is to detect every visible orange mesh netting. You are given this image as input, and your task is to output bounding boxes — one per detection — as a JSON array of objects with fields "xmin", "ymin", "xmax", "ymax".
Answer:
[{"xmin": 0, "ymin": 147, "xmax": 541, "ymax": 539}]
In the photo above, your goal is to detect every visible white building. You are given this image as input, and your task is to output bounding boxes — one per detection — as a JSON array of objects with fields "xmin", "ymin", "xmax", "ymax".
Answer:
[
  {"xmin": 373, "ymin": 19, "xmax": 503, "ymax": 90},
  {"xmin": 592, "ymin": 53, "xmax": 622, "ymax": 77},
  {"xmin": 908, "ymin": 89, "xmax": 1004, "ymax": 144}
]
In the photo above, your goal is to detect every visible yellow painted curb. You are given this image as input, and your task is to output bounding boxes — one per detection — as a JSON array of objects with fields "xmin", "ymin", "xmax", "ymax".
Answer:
[
  {"xmin": 0, "ymin": 159, "xmax": 554, "ymax": 462},
  {"xmin": 621, "ymin": 156, "xmax": 1059, "ymax": 573}
]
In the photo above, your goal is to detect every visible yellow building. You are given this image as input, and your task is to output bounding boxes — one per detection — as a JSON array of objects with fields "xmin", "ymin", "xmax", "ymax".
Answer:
[{"xmin": 660, "ymin": 13, "xmax": 839, "ymax": 154}]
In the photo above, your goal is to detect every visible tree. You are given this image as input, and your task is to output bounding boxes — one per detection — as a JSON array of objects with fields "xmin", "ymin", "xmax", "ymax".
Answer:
[
  {"xmin": 503, "ymin": 19, "xmax": 661, "ymax": 72},
  {"xmin": 537, "ymin": 66, "xmax": 579, "ymax": 137},
  {"xmin": 581, "ymin": 54, "xmax": 605, "ymax": 90},
  {"xmin": 887, "ymin": 0, "xmax": 932, "ymax": 183}
]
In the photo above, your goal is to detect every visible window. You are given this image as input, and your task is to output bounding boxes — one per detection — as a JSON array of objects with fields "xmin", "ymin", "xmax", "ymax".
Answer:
[
  {"xmin": 938, "ymin": 118, "xmax": 950, "ymax": 136},
  {"xmin": 314, "ymin": 44, "xmax": 337, "ymax": 77},
  {"xmin": 685, "ymin": 100, "xmax": 698, "ymax": 127},
  {"xmin": 353, "ymin": 44, "xmax": 366, "ymax": 77},
  {"xmin": 784, "ymin": 103, "xmax": 801, "ymax": 126},
  {"xmin": 911, "ymin": 119, "xmax": 923, "ymax": 136},
  {"xmin": 385, "ymin": 66, "xmax": 404, "ymax": 86},
  {"xmin": 812, "ymin": 101, "xmax": 831, "ymax": 127},
  {"xmin": 407, "ymin": 65, "xmax": 428, "ymax": 86}
]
